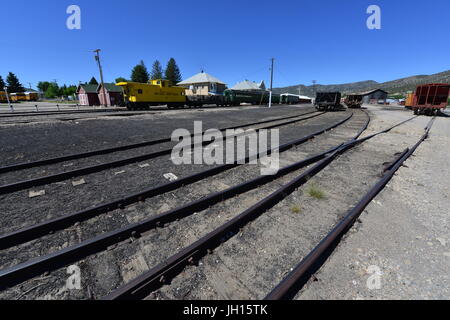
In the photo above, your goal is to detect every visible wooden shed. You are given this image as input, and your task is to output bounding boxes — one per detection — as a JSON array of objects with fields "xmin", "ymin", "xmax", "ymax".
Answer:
[
  {"xmin": 77, "ymin": 84, "xmax": 100, "ymax": 106},
  {"xmin": 97, "ymin": 83, "xmax": 124, "ymax": 106}
]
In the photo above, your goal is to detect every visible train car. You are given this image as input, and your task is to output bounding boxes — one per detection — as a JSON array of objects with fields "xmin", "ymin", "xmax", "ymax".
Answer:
[
  {"xmin": 412, "ymin": 83, "xmax": 450, "ymax": 115},
  {"xmin": 344, "ymin": 94, "xmax": 363, "ymax": 108},
  {"xmin": 280, "ymin": 94, "xmax": 300, "ymax": 105},
  {"xmin": 223, "ymin": 89, "xmax": 281, "ymax": 106},
  {"xmin": 9, "ymin": 93, "xmax": 27, "ymax": 102},
  {"xmin": 315, "ymin": 92, "xmax": 342, "ymax": 111},
  {"xmin": 116, "ymin": 80, "xmax": 186, "ymax": 110},
  {"xmin": 404, "ymin": 92, "xmax": 414, "ymax": 110},
  {"xmin": 25, "ymin": 92, "xmax": 39, "ymax": 101},
  {"xmin": 0, "ymin": 91, "xmax": 9, "ymax": 103}
]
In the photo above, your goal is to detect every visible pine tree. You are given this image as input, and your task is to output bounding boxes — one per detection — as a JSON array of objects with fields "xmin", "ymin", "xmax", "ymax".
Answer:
[
  {"xmin": 131, "ymin": 60, "xmax": 150, "ymax": 83},
  {"xmin": 89, "ymin": 77, "xmax": 99, "ymax": 85},
  {"xmin": 0, "ymin": 76, "xmax": 5, "ymax": 90},
  {"xmin": 164, "ymin": 58, "xmax": 182, "ymax": 85},
  {"xmin": 6, "ymin": 72, "xmax": 25, "ymax": 93},
  {"xmin": 150, "ymin": 60, "xmax": 164, "ymax": 80}
]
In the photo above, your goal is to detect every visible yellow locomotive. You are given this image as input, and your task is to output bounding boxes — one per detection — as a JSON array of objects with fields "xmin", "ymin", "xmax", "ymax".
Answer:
[{"xmin": 117, "ymin": 79, "xmax": 186, "ymax": 110}]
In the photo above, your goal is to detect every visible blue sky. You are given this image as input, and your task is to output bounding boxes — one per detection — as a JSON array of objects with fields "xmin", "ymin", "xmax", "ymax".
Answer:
[{"xmin": 1, "ymin": 0, "xmax": 449, "ymax": 89}]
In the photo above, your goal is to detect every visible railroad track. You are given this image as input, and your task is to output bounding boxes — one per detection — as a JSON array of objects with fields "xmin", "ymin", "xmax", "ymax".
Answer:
[
  {"xmin": 101, "ymin": 114, "xmax": 429, "ymax": 300},
  {"xmin": 0, "ymin": 111, "xmax": 431, "ymax": 300},
  {"xmin": 0, "ymin": 110, "xmax": 327, "ymax": 195},
  {"xmin": 0, "ymin": 111, "xmax": 358, "ymax": 295}
]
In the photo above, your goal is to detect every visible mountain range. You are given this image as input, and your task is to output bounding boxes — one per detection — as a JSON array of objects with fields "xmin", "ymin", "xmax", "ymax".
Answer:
[{"xmin": 274, "ymin": 70, "xmax": 450, "ymax": 97}]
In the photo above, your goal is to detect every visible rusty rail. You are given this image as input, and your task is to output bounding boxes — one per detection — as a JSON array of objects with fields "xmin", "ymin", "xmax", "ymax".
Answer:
[{"xmin": 265, "ymin": 117, "xmax": 435, "ymax": 300}]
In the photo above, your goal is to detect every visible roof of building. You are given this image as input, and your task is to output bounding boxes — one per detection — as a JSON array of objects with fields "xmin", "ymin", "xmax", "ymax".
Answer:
[
  {"xmin": 178, "ymin": 72, "xmax": 226, "ymax": 85},
  {"xmin": 77, "ymin": 84, "xmax": 98, "ymax": 94},
  {"xmin": 357, "ymin": 89, "xmax": 388, "ymax": 95},
  {"xmin": 281, "ymin": 93, "xmax": 312, "ymax": 100},
  {"xmin": 231, "ymin": 80, "xmax": 266, "ymax": 91},
  {"xmin": 98, "ymin": 83, "xmax": 123, "ymax": 93}
]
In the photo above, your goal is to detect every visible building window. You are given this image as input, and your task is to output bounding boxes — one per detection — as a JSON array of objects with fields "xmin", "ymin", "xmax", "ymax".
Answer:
[{"xmin": 138, "ymin": 89, "xmax": 143, "ymax": 94}]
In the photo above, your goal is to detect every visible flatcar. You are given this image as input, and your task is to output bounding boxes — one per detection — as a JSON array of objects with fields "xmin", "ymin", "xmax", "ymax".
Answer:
[
  {"xmin": 344, "ymin": 94, "xmax": 363, "ymax": 108},
  {"xmin": 412, "ymin": 83, "xmax": 450, "ymax": 115},
  {"xmin": 315, "ymin": 92, "xmax": 342, "ymax": 111}
]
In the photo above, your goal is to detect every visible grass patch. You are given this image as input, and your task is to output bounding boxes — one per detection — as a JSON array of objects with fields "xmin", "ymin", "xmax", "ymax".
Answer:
[
  {"xmin": 307, "ymin": 183, "xmax": 326, "ymax": 199},
  {"xmin": 291, "ymin": 205, "xmax": 302, "ymax": 214}
]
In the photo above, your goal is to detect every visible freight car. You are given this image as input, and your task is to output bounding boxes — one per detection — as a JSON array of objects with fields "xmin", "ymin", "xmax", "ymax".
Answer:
[
  {"xmin": 344, "ymin": 94, "xmax": 363, "ymax": 108},
  {"xmin": 315, "ymin": 92, "xmax": 342, "ymax": 111},
  {"xmin": 412, "ymin": 83, "xmax": 450, "ymax": 115},
  {"xmin": 404, "ymin": 92, "xmax": 414, "ymax": 110}
]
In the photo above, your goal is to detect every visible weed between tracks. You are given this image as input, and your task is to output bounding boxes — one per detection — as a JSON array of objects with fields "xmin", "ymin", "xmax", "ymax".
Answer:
[
  {"xmin": 291, "ymin": 205, "xmax": 302, "ymax": 214},
  {"xmin": 307, "ymin": 183, "xmax": 326, "ymax": 200}
]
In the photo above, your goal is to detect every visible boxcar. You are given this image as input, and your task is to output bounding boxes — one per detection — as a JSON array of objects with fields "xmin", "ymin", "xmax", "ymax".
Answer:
[
  {"xmin": 412, "ymin": 83, "xmax": 450, "ymax": 115},
  {"xmin": 344, "ymin": 94, "xmax": 363, "ymax": 108},
  {"xmin": 404, "ymin": 92, "xmax": 414, "ymax": 110},
  {"xmin": 315, "ymin": 92, "xmax": 342, "ymax": 111}
]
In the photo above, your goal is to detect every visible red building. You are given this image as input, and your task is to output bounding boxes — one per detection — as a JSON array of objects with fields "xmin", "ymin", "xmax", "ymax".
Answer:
[
  {"xmin": 97, "ymin": 83, "xmax": 124, "ymax": 106},
  {"xmin": 76, "ymin": 84, "xmax": 100, "ymax": 106}
]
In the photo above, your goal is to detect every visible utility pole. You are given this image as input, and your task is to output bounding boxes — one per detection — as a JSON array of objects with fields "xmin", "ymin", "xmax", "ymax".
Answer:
[
  {"xmin": 4, "ymin": 86, "xmax": 13, "ymax": 112},
  {"xmin": 312, "ymin": 80, "xmax": 317, "ymax": 103},
  {"xmin": 269, "ymin": 58, "xmax": 274, "ymax": 108},
  {"xmin": 28, "ymin": 82, "xmax": 32, "ymax": 90},
  {"xmin": 94, "ymin": 49, "xmax": 107, "ymax": 107}
]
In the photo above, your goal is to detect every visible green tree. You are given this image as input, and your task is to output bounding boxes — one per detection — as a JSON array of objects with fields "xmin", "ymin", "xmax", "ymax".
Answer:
[
  {"xmin": 164, "ymin": 58, "xmax": 182, "ymax": 85},
  {"xmin": 131, "ymin": 60, "xmax": 150, "ymax": 83},
  {"xmin": 0, "ymin": 76, "xmax": 5, "ymax": 90},
  {"xmin": 150, "ymin": 60, "xmax": 164, "ymax": 80},
  {"xmin": 115, "ymin": 77, "xmax": 127, "ymax": 83},
  {"xmin": 37, "ymin": 81, "xmax": 52, "ymax": 93},
  {"xmin": 63, "ymin": 85, "xmax": 77, "ymax": 97},
  {"xmin": 89, "ymin": 77, "xmax": 99, "ymax": 85},
  {"xmin": 6, "ymin": 72, "xmax": 25, "ymax": 93},
  {"xmin": 44, "ymin": 83, "xmax": 60, "ymax": 99}
]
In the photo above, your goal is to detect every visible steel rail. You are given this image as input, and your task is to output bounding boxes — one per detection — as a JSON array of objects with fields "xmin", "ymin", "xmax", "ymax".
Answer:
[
  {"xmin": 264, "ymin": 117, "xmax": 435, "ymax": 300},
  {"xmin": 0, "ymin": 110, "xmax": 318, "ymax": 174},
  {"xmin": 0, "ymin": 112, "xmax": 326, "ymax": 195},
  {"xmin": 103, "ymin": 114, "xmax": 421, "ymax": 300},
  {"xmin": 0, "ymin": 114, "xmax": 356, "ymax": 289}
]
